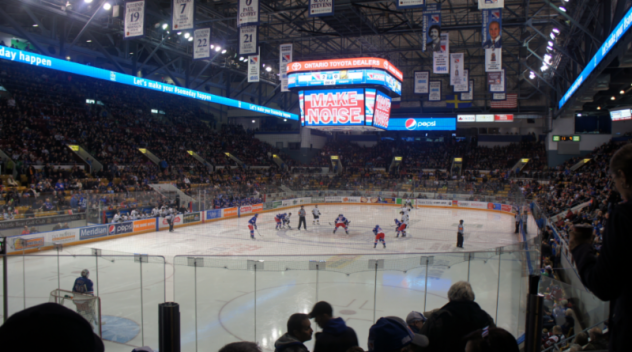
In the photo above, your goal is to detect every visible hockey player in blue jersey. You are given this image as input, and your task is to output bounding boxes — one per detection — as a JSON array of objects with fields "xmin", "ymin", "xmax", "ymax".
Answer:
[
  {"xmin": 72, "ymin": 269, "xmax": 94, "ymax": 295},
  {"xmin": 72, "ymin": 269, "xmax": 98, "ymax": 327},
  {"xmin": 274, "ymin": 213, "xmax": 285, "ymax": 229},
  {"xmin": 248, "ymin": 214, "xmax": 259, "ymax": 240},
  {"xmin": 373, "ymin": 225, "xmax": 386, "ymax": 248},
  {"xmin": 333, "ymin": 214, "xmax": 349, "ymax": 234}
]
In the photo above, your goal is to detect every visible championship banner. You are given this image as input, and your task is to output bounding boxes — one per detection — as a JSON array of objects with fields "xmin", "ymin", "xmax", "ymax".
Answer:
[
  {"xmin": 422, "ymin": 3, "xmax": 441, "ymax": 52},
  {"xmin": 483, "ymin": 9, "xmax": 502, "ymax": 72},
  {"xmin": 414, "ymin": 71, "xmax": 430, "ymax": 94},
  {"xmin": 433, "ymin": 32, "xmax": 449, "ymax": 74},
  {"xmin": 309, "ymin": 0, "xmax": 334, "ymax": 17},
  {"xmin": 280, "ymin": 43, "xmax": 293, "ymax": 92},
  {"xmin": 478, "ymin": 0, "xmax": 504, "ymax": 9},
  {"xmin": 237, "ymin": 0, "xmax": 260, "ymax": 27},
  {"xmin": 396, "ymin": 0, "xmax": 425, "ymax": 9},
  {"xmin": 429, "ymin": 81, "xmax": 442, "ymax": 101},
  {"xmin": 193, "ymin": 28, "xmax": 211, "ymax": 60},
  {"xmin": 172, "ymin": 0, "xmax": 194, "ymax": 30},
  {"xmin": 124, "ymin": 1, "xmax": 145, "ymax": 39},
  {"xmin": 488, "ymin": 69, "xmax": 505, "ymax": 93},
  {"xmin": 239, "ymin": 25, "xmax": 259, "ymax": 56},
  {"xmin": 248, "ymin": 53, "xmax": 260, "ymax": 82},
  {"xmin": 461, "ymin": 79, "xmax": 474, "ymax": 100},
  {"xmin": 450, "ymin": 53, "xmax": 464, "ymax": 86},
  {"xmin": 454, "ymin": 69, "xmax": 469, "ymax": 93}
]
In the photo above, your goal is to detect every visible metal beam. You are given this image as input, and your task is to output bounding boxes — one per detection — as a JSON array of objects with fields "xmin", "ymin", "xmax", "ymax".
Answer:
[
  {"xmin": 67, "ymin": 1, "xmax": 106, "ymax": 52},
  {"xmin": 0, "ymin": 7, "xmax": 48, "ymax": 54},
  {"xmin": 543, "ymin": 0, "xmax": 601, "ymax": 46},
  {"xmin": 87, "ymin": 32, "xmax": 127, "ymax": 73}
]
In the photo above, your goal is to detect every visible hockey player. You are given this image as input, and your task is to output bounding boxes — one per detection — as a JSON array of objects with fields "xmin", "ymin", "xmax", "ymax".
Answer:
[
  {"xmin": 404, "ymin": 198, "xmax": 414, "ymax": 210},
  {"xmin": 130, "ymin": 209, "xmax": 139, "ymax": 220},
  {"xmin": 71, "ymin": 269, "xmax": 98, "ymax": 327},
  {"xmin": 333, "ymin": 214, "xmax": 349, "ymax": 235},
  {"xmin": 274, "ymin": 213, "xmax": 284, "ymax": 230},
  {"xmin": 312, "ymin": 205, "xmax": 321, "ymax": 225},
  {"xmin": 248, "ymin": 214, "xmax": 259, "ymax": 240},
  {"xmin": 373, "ymin": 225, "xmax": 386, "ymax": 249},
  {"xmin": 283, "ymin": 213, "xmax": 292, "ymax": 229},
  {"xmin": 394, "ymin": 218, "xmax": 403, "ymax": 237},
  {"xmin": 151, "ymin": 206, "xmax": 160, "ymax": 217},
  {"xmin": 111, "ymin": 211, "xmax": 121, "ymax": 223},
  {"xmin": 396, "ymin": 211, "xmax": 409, "ymax": 237}
]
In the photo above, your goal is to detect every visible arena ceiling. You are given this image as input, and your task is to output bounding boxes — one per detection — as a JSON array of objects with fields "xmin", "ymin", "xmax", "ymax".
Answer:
[{"xmin": 0, "ymin": 0, "xmax": 628, "ymax": 118}]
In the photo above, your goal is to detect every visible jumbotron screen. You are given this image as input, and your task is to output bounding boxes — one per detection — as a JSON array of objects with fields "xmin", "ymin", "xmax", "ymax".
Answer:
[
  {"xmin": 288, "ymin": 69, "xmax": 402, "ymax": 95},
  {"xmin": 299, "ymin": 88, "xmax": 391, "ymax": 131}
]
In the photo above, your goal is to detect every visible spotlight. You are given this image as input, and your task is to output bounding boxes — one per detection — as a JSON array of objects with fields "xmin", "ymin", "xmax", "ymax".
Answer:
[
  {"xmin": 84, "ymin": 0, "xmax": 93, "ymax": 3},
  {"xmin": 284, "ymin": 119, "xmax": 287, "ymax": 122},
  {"xmin": 162, "ymin": 23, "xmax": 168, "ymax": 30},
  {"xmin": 215, "ymin": 46, "xmax": 221, "ymax": 52},
  {"xmin": 262, "ymin": 64, "xmax": 266, "ymax": 67},
  {"xmin": 66, "ymin": 56, "xmax": 71, "ymax": 60},
  {"xmin": 559, "ymin": 6, "xmax": 567, "ymax": 12},
  {"xmin": 33, "ymin": 24, "xmax": 38, "ymax": 27},
  {"xmin": 86, "ymin": 39, "xmax": 92, "ymax": 43},
  {"xmin": 597, "ymin": 106, "xmax": 601, "ymax": 110},
  {"xmin": 620, "ymin": 90, "xmax": 626, "ymax": 95},
  {"xmin": 529, "ymin": 71, "xmax": 535, "ymax": 79},
  {"xmin": 211, "ymin": 45, "xmax": 214, "ymax": 49},
  {"xmin": 239, "ymin": 57, "xmax": 244, "ymax": 61},
  {"xmin": 611, "ymin": 96, "xmax": 616, "ymax": 100},
  {"xmin": 547, "ymin": 46, "xmax": 554, "ymax": 51},
  {"xmin": 265, "ymin": 67, "xmax": 272, "ymax": 72},
  {"xmin": 550, "ymin": 33, "xmax": 556, "ymax": 39},
  {"xmin": 177, "ymin": 32, "xmax": 182, "ymax": 35},
  {"xmin": 548, "ymin": 41, "xmax": 554, "ymax": 47},
  {"xmin": 221, "ymin": 49, "xmax": 226, "ymax": 54},
  {"xmin": 552, "ymin": 28, "xmax": 560, "ymax": 34},
  {"xmin": 577, "ymin": 113, "xmax": 582, "ymax": 117},
  {"xmin": 252, "ymin": 120, "xmax": 256, "ymax": 123},
  {"xmin": 184, "ymin": 32, "xmax": 190, "ymax": 39},
  {"xmin": 188, "ymin": 37, "xmax": 193, "ymax": 42},
  {"xmin": 103, "ymin": 2, "xmax": 111, "ymax": 10}
]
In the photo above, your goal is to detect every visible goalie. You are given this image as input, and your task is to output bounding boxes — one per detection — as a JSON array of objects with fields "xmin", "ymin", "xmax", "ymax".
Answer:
[{"xmin": 72, "ymin": 269, "xmax": 99, "ymax": 327}]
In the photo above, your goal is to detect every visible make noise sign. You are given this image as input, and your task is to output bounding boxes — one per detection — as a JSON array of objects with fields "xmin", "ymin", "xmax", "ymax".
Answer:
[
  {"xmin": 239, "ymin": 25, "xmax": 259, "ymax": 56},
  {"xmin": 125, "ymin": 1, "xmax": 145, "ymax": 38},
  {"xmin": 238, "ymin": 0, "xmax": 260, "ymax": 27},
  {"xmin": 309, "ymin": 0, "xmax": 334, "ymax": 16},
  {"xmin": 172, "ymin": 0, "xmax": 194, "ymax": 30}
]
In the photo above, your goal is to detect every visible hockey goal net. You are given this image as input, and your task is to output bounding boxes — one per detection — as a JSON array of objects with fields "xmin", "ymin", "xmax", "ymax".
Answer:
[{"xmin": 49, "ymin": 289, "xmax": 102, "ymax": 337}]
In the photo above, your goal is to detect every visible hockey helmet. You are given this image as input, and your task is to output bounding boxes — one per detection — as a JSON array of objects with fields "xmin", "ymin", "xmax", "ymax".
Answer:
[
  {"xmin": 81, "ymin": 269, "xmax": 89, "ymax": 278},
  {"xmin": 339, "ymin": 214, "xmax": 343, "ymax": 216},
  {"xmin": 289, "ymin": 213, "xmax": 292, "ymax": 215}
]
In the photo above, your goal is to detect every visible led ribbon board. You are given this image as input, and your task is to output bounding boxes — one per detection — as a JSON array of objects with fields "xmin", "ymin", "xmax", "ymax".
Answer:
[
  {"xmin": 0, "ymin": 47, "xmax": 297, "ymax": 120},
  {"xmin": 287, "ymin": 57, "xmax": 404, "ymax": 84},
  {"xmin": 559, "ymin": 7, "xmax": 632, "ymax": 109}
]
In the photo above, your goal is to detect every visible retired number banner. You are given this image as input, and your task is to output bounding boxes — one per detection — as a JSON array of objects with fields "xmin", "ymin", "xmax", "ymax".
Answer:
[
  {"xmin": 193, "ymin": 28, "xmax": 211, "ymax": 60},
  {"xmin": 433, "ymin": 32, "xmax": 449, "ymax": 74},
  {"xmin": 396, "ymin": 0, "xmax": 425, "ymax": 9},
  {"xmin": 125, "ymin": 1, "xmax": 145, "ymax": 39},
  {"xmin": 172, "ymin": 0, "xmax": 194, "ymax": 30},
  {"xmin": 309, "ymin": 0, "xmax": 334, "ymax": 17},
  {"xmin": 280, "ymin": 43, "xmax": 293, "ymax": 92},
  {"xmin": 239, "ymin": 25, "xmax": 259, "ymax": 56},
  {"xmin": 248, "ymin": 54, "xmax": 260, "ymax": 83},
  {"xmin": 237, "ymin": 0, "xmax": 260, "ymax": 27},
  {"xmin": 414, "ymin": 71, "xmax": 429, "ymax": 94},
  {"xmin": 422, "ymin": 3, "xmax": 441, "ymax": 52}
]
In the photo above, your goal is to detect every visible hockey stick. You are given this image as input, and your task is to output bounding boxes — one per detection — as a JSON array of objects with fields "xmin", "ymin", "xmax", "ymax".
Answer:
[{"xmin": 256, "ymin": 229, "xmax": 263, "ymax": 237}]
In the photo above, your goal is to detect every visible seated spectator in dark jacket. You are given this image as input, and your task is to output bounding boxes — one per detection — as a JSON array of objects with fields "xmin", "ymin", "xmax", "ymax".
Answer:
[
  {"xmin": 219, "ymin": 342, "xmax": 261, "ymax": 352},
  {"xmin": 274, "ymin": 313, "xmax": 312, "ymax": 352},
  {"xmin": 308, "ymin": 301, "xmax": 358, "ymax": 352},
  {"xmin": 420, "ymin": 281, "xmax": 495, "ymax": 352},
  {"xmin": 561, "ymin": 309, "xmax": 575, "ymax": 335},
  {"xmin": 570, "ymin": 145, "xmax": 632, "ymax": 352},
  {"xmin": 368, "ymin": 316, "xmax": 429, "ymax": 352},
  {"xmin": 52, "ymin": 223, "xmax": 62, "ymax": 231},
  {"xmin": 582, "ymin": 327, "xmax": 608, "ymax": 351},
  {"xmin": 463, "ymin": 326, "xmax": 519, "ymax": 352}
]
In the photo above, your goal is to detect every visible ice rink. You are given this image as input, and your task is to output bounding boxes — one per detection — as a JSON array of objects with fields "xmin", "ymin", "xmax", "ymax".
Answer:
[{"xmin": 3, "ymin": 205, "xmax": 537, "ymax": 351}]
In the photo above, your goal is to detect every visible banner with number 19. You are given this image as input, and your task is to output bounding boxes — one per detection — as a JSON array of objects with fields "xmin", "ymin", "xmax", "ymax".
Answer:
[{"xmin": 125, "ymin": 1, "xmax": 145, "ymax": 39}]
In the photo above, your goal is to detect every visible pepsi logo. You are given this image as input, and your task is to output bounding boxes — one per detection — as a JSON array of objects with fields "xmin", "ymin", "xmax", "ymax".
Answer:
[
  {"xmin": 405, "ymin": 118, "xmax": 417, "ymax": 130},
  {"xmin": 291, "ymin": 63, "xmax": 301, "ymax": 70},
  {"xmin": 109, "ymin": 225, "xmax": 115, "ymax": 233}
]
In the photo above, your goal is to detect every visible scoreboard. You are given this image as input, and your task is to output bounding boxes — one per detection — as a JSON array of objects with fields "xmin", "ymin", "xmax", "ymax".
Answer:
[
  {"xmin": 289, "ymin": 57, "xmax": 401, "ymax": 132},
  {"xmin": 552, "ymin": 135, "xmax": 581, "ymax": 142}
]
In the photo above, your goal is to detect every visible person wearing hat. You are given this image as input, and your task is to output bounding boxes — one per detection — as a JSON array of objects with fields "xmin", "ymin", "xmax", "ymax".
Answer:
[
  {"xmin": 368, "ymin": 316, "xmax": 429, "ymax": 352},
  {"xmin": 274, "ymin": 313, "xmax": 313, "ymax": 352},
  {"xmin": 0, "ymin": 303, "xmax": 104, "ymax": 351},
  {"xmin": 308, "ymin": 301, "xmax": 358, "ymax": 352},
  {"xmin": 420, "ymin": 281, "xmax": 495, "ymax": 352},
  {"xmin": 406, "ymin": 311, "xmax": 426, "ymax": 334}
]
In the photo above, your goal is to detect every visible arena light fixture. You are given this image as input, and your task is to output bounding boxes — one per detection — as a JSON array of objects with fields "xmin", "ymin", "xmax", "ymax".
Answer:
[
  {"xmin": 66, "ymin": 56, "xmax": 71, "ymax": 60},
  {"xmin": 103, "ymin": 2, "xmax": 111, "ymax": 10},
  {"xmin": 33, "ymin": 24, "xmax": 38, "ymax": 27},
  {"xmin": 597, "ymin": 106, "xmax": 601, "ymax": 110},
  {"xmin": 611, "ymin": 96, "xmax": 616, "ymax": 100},
  {"xmin": 84, "ymin": 0, "xmax": 93, "ymax": 3},
  {"xmin": 265, "ymin": 66, "xmax": 272, "ymax": 72},
  {"xmin": 215, "ymin": 46, "xmax": 221, "ymax": 52},
  {"xmin": 284, "ymin": 119, "xmax": 287, "ymax": 122},
  {"xmin": 162, "ymin": 23, "xmax": 168, "ymax": 30},
  {"xmin": 550, "ymin": 33, "xmax": 556, "ymax": 39},
  {"xmin": 177, "ymin": 32, "xmax": 182, "ymax": 35},
  {"xmin": 529, "ymin": 71, "xmax": 535, "ymax": 79},
  {"xmin": 547, "ymin": 46, "xmax": 553, "ymax": 51},
  {"xmin": 239, "ymin": 57, "xmax": 244, "ymax": 61},
  {"xmin": 548, "ymin": 41, "xmax": 554, "ymax": 47},
  {"xmin": 86, "ymin": 39, "xmax": 92, "ymax": 43},
  {"xmin": 188, "ymin": 37, "xmax": 193, "ymax": 42},
  {"xmin": 184, "ymin": 32, "xmax": 190, "ymax": 39},
  {"xmin": 210, "ymin": 45, "xmax": 214, "ymax": 49},
  {"xmin": 621, "ymin": 90, "xmax": 626, "ymax": 94},
  {"xmin": 221, "ymin": 49, "xmax": 227, "ymax": 54},
  {"xmin": 559, "ymin": 6, "xmax": 567, "ymax": 12},
  {"xmin": 252, "ymin": 120, "xmax": 256, "ymax": 123},
  {"xmin": 552, "ymin": 28, "xmax": 560, "ymax": 34}
]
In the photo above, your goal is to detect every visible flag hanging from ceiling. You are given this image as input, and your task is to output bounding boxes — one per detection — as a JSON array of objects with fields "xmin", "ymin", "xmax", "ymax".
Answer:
[
  {"xmin": 490, "ymin": 93, "xmax": 518, "ymax": 108},
  {"xmin": 446, "ymin": 95, "xmax": 472, "ymax": 109}
]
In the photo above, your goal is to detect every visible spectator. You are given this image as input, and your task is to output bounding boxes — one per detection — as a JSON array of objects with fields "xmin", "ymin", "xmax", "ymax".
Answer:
[
  {"xmin": 274, "ymin": 313, "xmax": 313, "ymax": 352},
  {"xmin": 308, "ymin": 301, "xmax": 359, "ymax": 352},
  {"xmin": 420, "ymin": 281, "xmax": 495, "ymax": 352},
  {"xmin": 582, "ymin": 327, "xmax": 607, "ymax": 351},
  {"xmin": 561, "ymin": 309, "xmax": 575, "ymax": 335},
  {"xmin": 52, "ymin": 223, "xmax": 62, "ymax": 231},
  {"xmin": 463, "ymin": 327, "xmax": 519, "ymax": 352},
  {"xmin": 569, "ymin": 145, "xmax": 632, "ymax": 352},
  {"xmin": 368, "ymin": 316, "xmax": 429, "ymax": 352},
  {"xmin": 0, "ymin": 303, "xmax": 104, "ymax": 351},
  {"xmin": 568, "ymin": 331, "xmax": 588, "ymax": 349},
  {"xmin": 21, "ymin": 226, "xmax": 30, "ymax": 235},
  {"xmin": 219, "ymin": 342, "xmax": 261, "ymax": 352},
  {"xmin": 405, "ymin": 311, "xmax": 426, "ymax": 333},
  {"xmin": 542, "ymin": 326, "xmax": 563, "ymax": 349}
]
